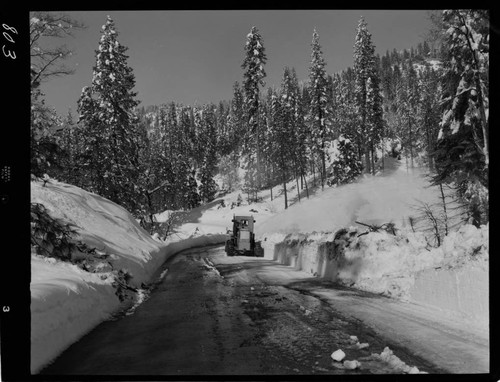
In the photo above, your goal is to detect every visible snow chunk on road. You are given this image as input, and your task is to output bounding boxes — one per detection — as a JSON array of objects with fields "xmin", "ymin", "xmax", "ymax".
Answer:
[
  {"xmin": 375, "ymin": 346, "xmax": 426, "ymax": 374},
  {"xmin": 343, "ymin": 360, "xmax": 361, "ymax": 369},
  {"xmin": 331, "ymin": 349, "xmax": 346, "ymax": 362}
]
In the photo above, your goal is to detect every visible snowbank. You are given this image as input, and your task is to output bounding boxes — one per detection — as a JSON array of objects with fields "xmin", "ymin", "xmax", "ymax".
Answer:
[
  {"xmin": 262, "ymin": 223, "xmax": 488, "ymax": 330},
  {"xmin": 31, "ymin": 179, "xmax": 227, "ymax": 373},
  {"xmin": 31, "ymin": 180, "xmax": 167, "ymax": 287},
  {"xmin": 31, "ymin": 255, "xmax": 120, "ymax": 374}
]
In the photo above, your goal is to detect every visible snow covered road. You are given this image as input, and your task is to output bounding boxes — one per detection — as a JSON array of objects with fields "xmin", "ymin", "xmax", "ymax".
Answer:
[{"xmin": 40, "ymin": 245, "xmax": 485, "ymax": 375}]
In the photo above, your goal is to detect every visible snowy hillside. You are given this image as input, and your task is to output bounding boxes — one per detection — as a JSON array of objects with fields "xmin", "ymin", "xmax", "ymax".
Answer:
[{"xmin": 255, "ymin": 158, "xmax": 438, "ymax": 236}]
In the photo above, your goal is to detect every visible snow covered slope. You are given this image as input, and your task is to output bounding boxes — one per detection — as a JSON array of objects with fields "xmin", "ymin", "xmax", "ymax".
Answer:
[{"xmin": 255, "ymin": 159, "xmax": 438, "ymax": 236}]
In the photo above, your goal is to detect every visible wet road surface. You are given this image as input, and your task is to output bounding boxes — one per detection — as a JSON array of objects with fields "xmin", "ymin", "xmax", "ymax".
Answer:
[{"xmin": 40, "ymin": 244, "xmax": 485, "ymax": 376}]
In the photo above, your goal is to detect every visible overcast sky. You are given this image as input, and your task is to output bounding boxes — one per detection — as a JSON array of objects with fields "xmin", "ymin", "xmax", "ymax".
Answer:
[{"xmin": 39, "ymin": 10, "xmax": 433, "ymax": 116}]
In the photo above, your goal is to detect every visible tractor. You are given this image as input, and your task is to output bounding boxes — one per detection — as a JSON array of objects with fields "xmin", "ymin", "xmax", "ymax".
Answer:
[{"xmin": 225, "ymin": 215, "xmax": 264, "ymax": 257}]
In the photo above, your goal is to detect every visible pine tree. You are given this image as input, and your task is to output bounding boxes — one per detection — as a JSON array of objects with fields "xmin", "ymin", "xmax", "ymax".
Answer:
[
  {"xmin": 269, "ymin": 87, "xmax": 289, "ymax": 209},
  {"xmin": 308, "ymin": 29, "xmax": 333, "ymax": 189},
  {"xmin": 77, "ymin": 15, "xmax": 142, "ymax": 214},
  {"xmin": 418, "ymin": 66, "xmax": 441, "ymax": 171},
  {"xmin": 186, "ymin": 169, "xmax": 201, "ymax": 209},
  {"xmin": 197, "ymin": 104, "xmax": 219, "ymax": 203},
  {"xmin": 433, "ymin": 10, "xmax": 489, "ymax": 227},
  {"xmin": 53, "ymin": 109, "xmax": 81, "ymax": 185},
  {"xmin": 365, "ymin": 72, "xmax": 384, "ymax": 172},
  {"xmin": 291, "ymin": 69, "xmax": 310, "ymax": 199},
  {"xmin": 353, "ymin": 17, "xmax": 382, "ymax": 174},
  {"xmin": 228, "ymin": 81, "xmax": 245, "ymax": 151},
  {"xmin": 31, "ymin": 84, "xmax": 63, "ymax": 178},
  {"xmin": 395, "ymin": 59, "xmax": 419, "ymax": 169},
  {"xmin": 241, "ymin": 26, "xmax": 267, "ymax": 202},
  {"xmin": 439, "ymin": 9, "xmax": 488, "ymax": 170},
  {"xmin": 327, "ymin": 135, "xmax": 363, "ymax": 186}
]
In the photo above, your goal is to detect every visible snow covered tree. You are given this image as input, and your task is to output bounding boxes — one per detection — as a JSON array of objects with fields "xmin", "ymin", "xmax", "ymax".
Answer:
[
  {"xmin": 308, "ymin": 29, "xmax": 333, "ymax": 189},
  {"xmin": 241, "ymin": 26, "xmax": 267, "ymax": 202},
  {"xmin": 327, "ymin": 135, "xmax": 363, "ymax": 186},
  {"xmin": 197, "ymin": 104, "xmax": 219, "ymax": 203},
  {"xmin": 335, "ymin": 69, "xmax": 358, "ymax": 146},
  {"xmin": 433, "ymin": 10, "xmax": 489, "ymax": 227},
  {"xmin": 353, "ymin": 17, "xmax": 383, "ymax": 174},
  {"xmin": 395, "ymin": 59, "xmax": 419, "ymax": 169},
  {"xmin": 30, "ymin": 84, "xmax": 64, "ymax": 178},
  {"xmin": 52, "ymin": 109, "xmax": 84, "ymax": 186},
  {"xmin": 366, "ymin": 73, "xmax": 384, "ymax": 172},
  {"xmin": 186, "ymin": 169, "xmax": 201, "ymax": 209},
  {"xmin": 77, "ymin": 15, "xmax": 142, "ymax": 215},
  {"xmin": 439, "ymin": 9, "xmax": 488, "ymax": 170},
  {"xmin": 291, "ymin": 69, "xmax": 310, "ymax": 199},
  {"xmin": 228, "ymin": 81, "xmax": 245, "ymax": 153},
  {"xmin": 418, "ymin": 66, "xmax": 441, "ymax": 171}
]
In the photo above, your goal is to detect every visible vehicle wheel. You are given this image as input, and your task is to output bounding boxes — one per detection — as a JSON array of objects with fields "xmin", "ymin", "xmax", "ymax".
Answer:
[
  {"xmin": 226, "ymin": 240, "xmax": 235, "ymax": 256},
  {"xmin": 255, "ymin": 242, "xmax": 264, "ymax": 257}
]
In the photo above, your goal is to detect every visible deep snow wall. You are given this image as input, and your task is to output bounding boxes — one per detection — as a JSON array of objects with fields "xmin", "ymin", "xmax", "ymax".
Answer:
[{"xmin": 262, "ymin": 227, "xmax": 488, "ymax": 331}]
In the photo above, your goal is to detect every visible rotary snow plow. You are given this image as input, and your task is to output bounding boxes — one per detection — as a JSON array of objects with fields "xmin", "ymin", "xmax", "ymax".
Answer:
[{"xmin": 225, "ymin": 215, "xmax": 264, "ymax": 257}]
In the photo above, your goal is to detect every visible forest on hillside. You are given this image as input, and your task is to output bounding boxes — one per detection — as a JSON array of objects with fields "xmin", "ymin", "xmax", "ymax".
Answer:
[{"xmin": 30, "ymin": 10, "xmax": 489, "ymax": 235}]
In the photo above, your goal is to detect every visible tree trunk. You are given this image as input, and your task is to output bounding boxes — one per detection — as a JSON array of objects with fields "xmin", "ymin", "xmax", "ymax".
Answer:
[
  {"xmin": 295, "ymin": 173, "xmax": 301, "ymax": 203},
  {"xmin": 381, "ymin": 137, "xmax": 385, "ymax": 173},
  {"xmin": 438, "ymin": 183, "xmax": 449, "ymax": 236},
  {"xmin": 370, "ymin": 144, "xmax": 376, "ymax": 175},
  {"xmin": 312, "ymin": 161, "xmax": 316, "ymax": 187},
  {"xmin": 282, "ymin": 176, "xmax": 288, "ymax": 209},
  {"xmin": 321, "ymin": 151, "xmax": 326, "ymax": 190},
  {"xmin": 365, "ymin": 147, "xmax": 371, "ymax": 174},
  {"xmin": 302, "ymin": 172, "xmax": 309, "ymax": 199},
  {"xmin": 408, "ymin": 117, "xmax": 414, "ymax": 169}
]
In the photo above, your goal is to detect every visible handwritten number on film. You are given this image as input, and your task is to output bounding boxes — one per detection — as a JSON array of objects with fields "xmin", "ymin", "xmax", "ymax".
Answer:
[{"xmin": 2, "ymin": 23, "xmax": 17, "ymax": 59}]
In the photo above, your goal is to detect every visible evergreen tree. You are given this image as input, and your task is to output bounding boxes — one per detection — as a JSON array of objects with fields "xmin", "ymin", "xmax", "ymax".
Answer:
[
  {"xmin": 433, "ymin": 10, "xmax": 489, "ymax": 227},
  {"xmin": 241, "ymin": 26, "xmax": 267, "ymax": 201},
  {"xmin": 439, "ymin": 9, "xmax": 489, "ymax": 170},
  {"xmin": 228, "ymin": 81, "xmax": 245, "ymax": 152},
  {"xmin": 31, "ymin": 84, "xmax": 63, "ymax": 178},
  {"xmin": 186, "ymin": 169, "xmax": 201, "ymax": 209},
  {"xmin": 53, "ymin": 109, "xmax": 82, "ymax": 185},
  {"xmin": 418, "ymin": 66, "xmax": 441, "ymax": 171},
  {"xmin": 291, "ymin": 70, "xmax": 310, "ymax": 199},
  {"xmin": 308, "ymin": 29, "xmax": 333, "ymax": 189},
  {"xmin": 77, "ymin": 15, "xmax": 142, "ymax": 214},
  {"xmin": 327, "ymin": 135, "xmax": 363, "ymax": 186},
  {"xmin": 395, "ymin": 59, "xmax": 419, "ymax": 169},
  {"xmin": 269, "ymin": 87, "xmax": 289, "ymax": 208},
  {"xmin": 197, "ymin": 104, "xmax": 219, "ymax": 203},
  {"xmin": 353, "ymin": 17, "xmax": 382, "ymax": 174}
]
